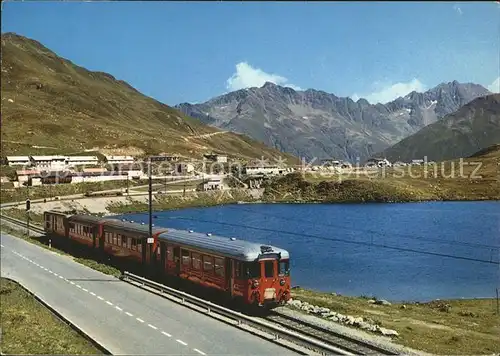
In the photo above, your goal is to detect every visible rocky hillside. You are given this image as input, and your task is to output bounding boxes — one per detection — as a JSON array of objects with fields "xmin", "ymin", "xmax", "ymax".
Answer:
[
  {"xmin": 378, "ymin": 94, "xmax": 500, "ymax": 162},
  {"xmin": 0, "ymin": 33, "xmax": 297, "ymax": 163},
  {"xmin": 176, "ymin": 81, "xmax": 490, "ymax": 161}
]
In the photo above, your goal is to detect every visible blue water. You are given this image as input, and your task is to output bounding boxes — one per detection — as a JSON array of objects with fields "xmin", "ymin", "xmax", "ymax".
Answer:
[{"xmin": 114, "ymin": 201, "xmax": 500, "ymax": 301}]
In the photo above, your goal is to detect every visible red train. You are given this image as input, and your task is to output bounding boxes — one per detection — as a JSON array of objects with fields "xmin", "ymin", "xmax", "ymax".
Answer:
[{"xmin": 43, "ymin": 210, "xmax": 291, "ymax": 307}]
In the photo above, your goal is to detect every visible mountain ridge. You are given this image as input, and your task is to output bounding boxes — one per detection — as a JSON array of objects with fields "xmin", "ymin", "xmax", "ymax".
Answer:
[
  {"xmin": 377, "ymin": 94, "xmax": 500, "ymax": 162},
  {"xmin": 176, "ymin": 80, "xmax": 491, "ymax": 161}
]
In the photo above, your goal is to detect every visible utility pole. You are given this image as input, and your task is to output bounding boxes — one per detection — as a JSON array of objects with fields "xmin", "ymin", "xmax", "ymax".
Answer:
[{"xmin": 148, "ymin": 157, "xmax": 153, "ymax": 246}]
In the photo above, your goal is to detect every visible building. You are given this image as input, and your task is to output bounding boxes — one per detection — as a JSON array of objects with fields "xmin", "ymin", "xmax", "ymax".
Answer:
[
  {"xmin": 411, "ymin": 159, "xmax": 425, "ymax": 165},
  {"xmin": 365, "ymin": 158, "xmax": 392, "ymax": 168},
  {"xmin": 204, "ymin": 154, "xmax": 228, "ymax": 163},
  {"xmin": 66, "ymin": 156, "xmax": 99, "ymax": 167},
  {"xmin": 200, "ymin": 178, "xmax": 224, "ymax": 191},
  {"xmin": 105, "ymin": 155, "xmax": 135, "ymax": 165},
  {"xmin": 5, "ymin": 156, "xmax": 31, "ymax": 166},
  {"xmin": 156, "ymin": 155, "xmax": 181, "ymax": 162},
  {"xmin": 244, "ymin": 164, "xmax": 285, "ymax": 176},
  {"xmin": 175, "ymin": 162, "xmax": 195, "ymax": 175},
  {"xmin": 31, "ymin": 156, "xmax": 67, "ymax": 171}
]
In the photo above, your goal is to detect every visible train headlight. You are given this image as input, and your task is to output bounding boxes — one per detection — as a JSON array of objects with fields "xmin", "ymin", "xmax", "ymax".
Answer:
[
  {"xmin": 252, "ymin": 280, "xmax": 260, "ymax": 288},
  {"xmin": 280, "ymin": 279, "xmax": 285, "ymax": 286}
]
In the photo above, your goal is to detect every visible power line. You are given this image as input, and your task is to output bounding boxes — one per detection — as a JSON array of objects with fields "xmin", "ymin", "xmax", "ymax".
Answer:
[
  {"xmin": 164, "ymin": 216, "xmax": 500, "ymax": 265},
  {"xmin": 225, "ymin": 205, "xmax": 500, "ymax": 250}
]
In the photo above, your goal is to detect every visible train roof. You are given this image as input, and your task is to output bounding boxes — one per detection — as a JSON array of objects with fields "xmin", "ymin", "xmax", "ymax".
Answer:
[
  {"xmin": 68, "ymin": 214, "xmax": 103, "ymax": 224},
  {"xmin": 101, "ymin": 219, "xmax": 168, "ymax": 237},
  {"xmin": 158, "ymin": 229, "xmax": 290, "ymax": 262}
]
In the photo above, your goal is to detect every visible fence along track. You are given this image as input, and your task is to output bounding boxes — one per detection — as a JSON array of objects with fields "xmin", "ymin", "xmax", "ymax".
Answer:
[{"xmin": 1, "ymin": 213, "xmax": 397, "ymax": 355}]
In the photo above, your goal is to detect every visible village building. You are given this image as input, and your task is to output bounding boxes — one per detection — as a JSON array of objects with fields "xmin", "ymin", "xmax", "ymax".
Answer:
[{"xmin": 204, "ymin": 153, "xmax": 228, "ymax": 163}]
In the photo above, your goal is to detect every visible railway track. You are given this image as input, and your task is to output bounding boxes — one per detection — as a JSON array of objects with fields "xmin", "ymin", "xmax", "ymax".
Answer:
[
  {"xmin": 1, "ymin": 213, "xmax": 400, "ymax": 355},
  {"xmin": 264, "ymin": 312, "xmax": 398, "ymax": 355}
]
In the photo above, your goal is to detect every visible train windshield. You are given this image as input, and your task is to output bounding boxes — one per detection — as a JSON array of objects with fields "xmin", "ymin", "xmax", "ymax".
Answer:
[
  {"xmin": 279, "ymin": 260, "xmax": 290, "ymax": 276},
  {"xmin": 244, "ymin": 262, "xmax": 260, "ymax": 278}
]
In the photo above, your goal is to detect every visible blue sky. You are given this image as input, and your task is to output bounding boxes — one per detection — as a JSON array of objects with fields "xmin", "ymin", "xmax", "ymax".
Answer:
[{"xmin": 2, "ymin": 1, "xmax": 499, "ymax": 105}]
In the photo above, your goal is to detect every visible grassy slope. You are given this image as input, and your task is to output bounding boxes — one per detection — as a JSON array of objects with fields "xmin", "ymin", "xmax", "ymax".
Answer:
[
  {"xmin": 380, "ymin": 94, "xmax": 500, "ymax": 162},
  {"xmin": 0, "ymin": 278, "xmax": 101, "ymax": 354},
  {"xmin": 267, "ymin": 144, "xmax": 500, "ymax": 202},
  {"xmin": 0, "ymin": 32, "xmax": 297, "ymax": 163}
]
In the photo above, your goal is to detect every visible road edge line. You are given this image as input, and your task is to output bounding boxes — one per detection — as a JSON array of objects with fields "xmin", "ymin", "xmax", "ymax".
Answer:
[{"xmin": 2, "ymin": 277, "xmax": 113, "ymax": 355}]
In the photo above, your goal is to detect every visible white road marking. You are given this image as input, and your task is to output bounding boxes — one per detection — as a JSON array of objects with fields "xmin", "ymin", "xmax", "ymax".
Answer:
[
  {"xmin": 90, "ymin": 292, "xmax": 96, "ymax": 296},
  {"xmin": 148, "ymin": 324, "xmax": 157, "ymax": 330},
  {"xmin": 69, "ymin": 281, "xmax": 75, "ymax": 285},
  {"xmin": 161, "ymin": 331, "xmax": 172, "ymax": 337},
  {"xmin": 125, "ymin": 312, "xmax": 133, "ymax": 317},
  {"xmin": 136, "ymin": 318, "xmax": 145, "ymax": 323},
  {"xmin": 59, "ymin": 275, "xmax": 64, "ymax": 279},
  {"xmin": 53, "ymin": 273, "xmax": 59, "ymax": 277},
  {"xmin": 76, "ymin": 285, "xmax": 82, "ymax": 289},
  {"xmin": 97, "ymin": 296, "xmax": 104, "ymax": 300},
  {"xmin": 194, "ymin": 349, "xmax": 206, "ymax": 355},
  {"xmin": 176, "ymin": 339, "xmax": 187, "ymax": 346},
  {"xmin": 115, "ymin": 306, "xmax": 122, "ymax": 311},
  {"xmin": 0, "ymin": 244, "xmax": 4, "ymax": 247},
  {"xmin": 48, "ymin": 270, "xmax": 53, "ymax": 274},
  {"xmin": 106, "ymin": 301, "xmax": 113, "ymax": 306},
  {"xmin": 82, "ymin": 288, "xmax": 88, "ymax": 292}
]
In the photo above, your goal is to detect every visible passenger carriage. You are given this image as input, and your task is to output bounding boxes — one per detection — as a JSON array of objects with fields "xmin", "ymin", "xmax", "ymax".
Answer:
[
  {"xmin": 156, "ymin": 229, "xmax": 291, "ymax": 306},
  {"xmin": 44, "ymin": 210, "xmax": 70, "ymax": 240},
  {"xmin": 100, "ymin": 219, "xmax": 167, "ymax": 264}
]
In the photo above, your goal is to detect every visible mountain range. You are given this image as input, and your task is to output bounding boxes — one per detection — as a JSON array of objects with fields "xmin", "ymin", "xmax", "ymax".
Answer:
[
  {"xmin": 0, "ymin": 32, "xmax": 296, "ymax": 163},
  {"xmin": 176, "ymin": 81, "xmax": 491, "ymax": 162},
  {"xmin": 380, "ymin": 94, "xmax": 500, "ymax": 162}
]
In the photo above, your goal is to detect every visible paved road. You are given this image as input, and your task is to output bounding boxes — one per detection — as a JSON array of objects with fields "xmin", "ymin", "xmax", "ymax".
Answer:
[{"xmin": 0, "ymin": 233, "xmax": 297, "ymax": 355}]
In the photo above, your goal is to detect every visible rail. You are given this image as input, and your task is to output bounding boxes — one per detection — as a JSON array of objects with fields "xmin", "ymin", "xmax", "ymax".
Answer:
[
  {"xmin": 121, "ymin": 271, "xmax": 354, "ymax": 355},
  {"xmin": 0, "ymin": 213, "xmax": 45, "ymax": 234}
]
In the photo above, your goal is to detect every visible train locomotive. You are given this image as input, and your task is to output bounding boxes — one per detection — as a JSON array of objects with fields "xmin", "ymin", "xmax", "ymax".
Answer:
[{"xmin": 43, "ymin": 210, "xmax": 291, "ymax": 307}]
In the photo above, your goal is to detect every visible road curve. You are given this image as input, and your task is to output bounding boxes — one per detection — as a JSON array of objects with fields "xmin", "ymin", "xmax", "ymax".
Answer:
[{"xmin": 0, "ymin": 233, "xmax": 298, "ymax": 355}]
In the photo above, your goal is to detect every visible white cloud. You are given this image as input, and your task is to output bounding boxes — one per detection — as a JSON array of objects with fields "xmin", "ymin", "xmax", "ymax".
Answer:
[
  {"xmin": 453, "ymin": 4, "xmax": 463, "ymax": 15},
  {"xmin": 487, "ymin": 77, "xmax": 500, "ymax": 93},
  {"xmin": 226, "ymin": 62, "xmax": 302, "ymax": 91},
  {"xmin": 351, "ymin": 78, "xmax": 427, "ymax": 104}
]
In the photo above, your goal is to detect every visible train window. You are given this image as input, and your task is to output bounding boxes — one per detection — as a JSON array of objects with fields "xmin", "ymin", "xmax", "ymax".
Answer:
[
  {"xmin": 203, "ymin": 256, "xmax": 213, "ymax": 272},
  {"xmin": 214, "ymin": 258, "xmax": 225, "ymax": 277},
  {"xmin": 264, "ymin": 261, "xmax": 274, "ymax": 278},
  {"xmin": 112, "ymin": 233, "xmax": 118, "ymax": 246},
  {"xmin": 235, "ymin": 261, "xmax": 241, "ymax": 278},
  {"xmin": 279, "ymin": 260, "xmax": 290, "ymax": 276},
  {"xmin": 69, "ymin": 223, "xmax": 75, "ymax": 230},
  {"xmin": 181, "ymin": 250, "xmax": 190, "ymax": 266},
  {"xmin": 167, "ymin": 246, "xmax": 174, "ymax": 261},
  {"xmin": 137, "ymin": 240, "xmax": 142, "ymax": 253},
  {"xmin": 83, "ymin": 226, "xmax": 88, "ymax": 234},
  {"xmin": 121, "ymin": 236, "xmax": 127, "ymax": 247},
  {"xmin": 131, "ymin": 238, "xmax": 137, "ymax": 250},
  {"xmin": 244, "ymin": 262, "xmax": 260, "ymax": 278},
  {"xmin": 192, "ymin": 253, "xmax": 201, "ymax": 270}
]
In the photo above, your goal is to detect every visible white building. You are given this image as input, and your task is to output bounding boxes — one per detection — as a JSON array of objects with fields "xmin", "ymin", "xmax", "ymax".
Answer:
[
  {"xmin": 244, "ymin": 165, "xmax": 285, "ymax": 176},
  {"xmin": 204, "ymin": 154, "xmax": 228, "ymax": 163},
  {"xmin": 5, "ymin": 156, "xmax": 31, "ymax": 166},
  {"xmin": 175, "ymin": 162, "xmax": 195, "ymax": 175},
  {"xmin": 105, "ymin": 155, "xmax": 135, "ymax": 165},
  {"xmin": 66, "ymin": 156, "xmax": 99, "ymax": 167},
  {"xmin": 202, "ymin": 178, "xmax": 223, "ymax": 191},
  {"xmin": 31, "ymin": 156, "xmax": 67, "ymax": 171}
]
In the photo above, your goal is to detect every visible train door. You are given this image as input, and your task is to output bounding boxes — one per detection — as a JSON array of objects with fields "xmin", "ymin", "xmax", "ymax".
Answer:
[
  {"xmin": 226, "ymin": 258, "xmax": 233, "ymax": 295},
  {"xmin": 160, "ymin": 241, "xmax": 166, "ymax": 275},
  {"xmin": 173, "ymin": 247, "xmax": 181, "ymax": 275},
  {"xmin": 261, "ymin": 259, "xmax": 278, "ymax": 301}
]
